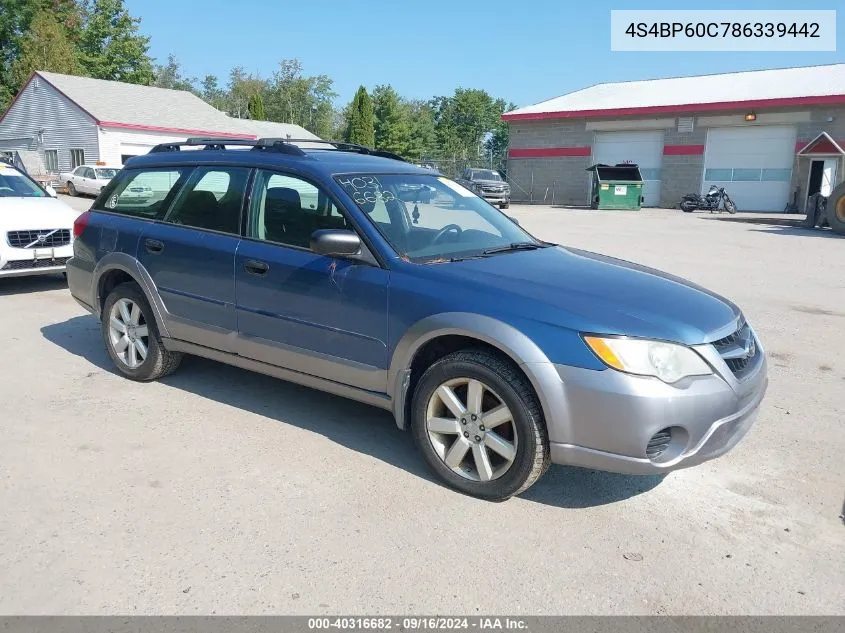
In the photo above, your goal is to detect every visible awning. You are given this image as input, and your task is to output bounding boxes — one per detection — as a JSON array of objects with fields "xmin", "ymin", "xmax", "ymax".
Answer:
[{"xmin": 796, "ymin": 132, "xmax": 845, "ymax": 156}]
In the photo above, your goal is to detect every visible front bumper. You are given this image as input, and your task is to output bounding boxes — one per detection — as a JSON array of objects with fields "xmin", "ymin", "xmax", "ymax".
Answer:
[
  {"xmin": 0, "ymin": 244, "xmax": 73, "ymax": 278},
  {"xmin": 543, "ymin": 343, "xmax": 767, "ymax": 474},
  {"xmin": 480, "ymin": 192, "xmax": 510, "ymax": 204}
]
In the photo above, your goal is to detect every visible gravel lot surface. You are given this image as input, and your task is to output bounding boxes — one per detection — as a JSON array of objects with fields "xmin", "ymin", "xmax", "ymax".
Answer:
[{"xmin": 1, "ymin": 198, "xmax": 843, "ymax": 614}]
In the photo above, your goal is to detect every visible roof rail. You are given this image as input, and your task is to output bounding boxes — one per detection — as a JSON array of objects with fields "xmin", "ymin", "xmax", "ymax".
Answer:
[
  {"xmin": 149, "ymin": 137, "xmax": 306, "ymax": 156},
  {"xmin": 268, "ymin": 138, "xmax": 409, "ymax": 163}
]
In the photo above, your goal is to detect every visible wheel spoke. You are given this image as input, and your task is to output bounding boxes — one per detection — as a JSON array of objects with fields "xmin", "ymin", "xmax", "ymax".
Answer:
[
  {"xmin": 427, "ymin": 417, "xmax": 461, "ymax": 435},
  {"xmin": 128, "ymin": 341, "xmax": 138, "ymax": 367},
  {"xmin": 482, "ymin": 404, "xmax": 511, "ymax": 429},
  {"xmin": 472, "ymin": 444, "xmax": 494, "ymax": 482},
  {"xmin": 443, "ymin": 437, "xmax": 471, "ymax": 468},
  {"xmin": 466, "ymin": 379, "xmax": 484, "ymax": 415},
  {"xmin": 134, "ymin": 338, "xmax": 148, "ymax": 361},
  {"xmin": 484, "ymin": 431, "xmax": 516, "ymax": 462},
  {"xmin": 118, "ymin": 300, "xmax": 131, "ymax": 324},
  {"xmin": 109, "ymin": 317, "xmax": 126, "ymax": 334},
  {"xmin": 114, "ymin": 335, "xmax": 129, "ymax": 353},
  {"xmin": 437, "ymin": 385, "xmax": 466, "ymax": 418},
  {"xmin": 129, "ymin": 302, "xmax": 141, "ymax": 326},
  {"xmin": 134, "ymin": 325, "xmax": 149, "ymax": 338}
]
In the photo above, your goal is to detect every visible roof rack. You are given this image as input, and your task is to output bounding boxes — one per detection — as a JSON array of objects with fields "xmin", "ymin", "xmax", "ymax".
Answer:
[
  {"xmin": 148, "ymin": 136, "xmax": 409, "ymax": 163},
  {"xmin": 277, "ymin": 139, "xmax": 408, "ymax": 162},
  {"xmin": 149, "ymin": 137, "xmax": 307, "ymax": 156}
]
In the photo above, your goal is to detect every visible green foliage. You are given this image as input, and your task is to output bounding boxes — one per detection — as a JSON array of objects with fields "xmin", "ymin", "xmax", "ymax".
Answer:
[
  {"xmin": 432, "ymin": 88, "xmax": 500, "ymax": 159},
  {"xmin": 248, "ymin": 92, "xmax": 265, "ymax": 120},
  {"xmin": 373, "ymin": 84, "xmax": 410, "ymax": 156},
  {"xmin": 262, "ymin": 59, "xmax": 336, "ymax": 137},
  {"xmin": 76, "ymin": 0, "xmax": 154, "ymax": 84},
  {"xmin": 153, "ymin": 53, "xmax": 197, "ymax": 93},
  {"xmin": 11, "ymin": 10, "xmax": 82, "ymax": 86},
  {"xmin": 405, "ymin": 99, "xmax": 437, "ymax": 161},
  {"xmin": 485, "ymin": 100, "xmax": 516, "ymax": 172},
  {"xmin": 345, "ymin": 85, "xmax": 375, "ymax": 147},
  {"xmin": 226, "ymin": 66, "xmax": 265, "ymax": 119}
]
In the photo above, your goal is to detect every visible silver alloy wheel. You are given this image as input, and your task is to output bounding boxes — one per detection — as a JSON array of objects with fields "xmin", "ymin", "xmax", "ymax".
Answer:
[
  {"xmin": 425, "ymin": 377, "xmax": 518, "ymax": 482},
  {"xmin": 108, "ymin": 298, "xmax": 149, "ymax": 369}
]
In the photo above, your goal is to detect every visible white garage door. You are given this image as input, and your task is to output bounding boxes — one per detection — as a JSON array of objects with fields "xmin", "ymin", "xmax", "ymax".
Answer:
[
  {"xmin": 703, "ymin": 126, "xmax": 796, "ymax": 212},
  {"xmin": 593, "ymin": 131, "xmax": 663, "ymax": 206}
]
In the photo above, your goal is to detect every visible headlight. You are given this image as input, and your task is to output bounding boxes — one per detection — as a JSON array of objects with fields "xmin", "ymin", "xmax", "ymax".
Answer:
[{"xmin": 583, "ymin": 336, "xmax": 711, "ymax": 383}]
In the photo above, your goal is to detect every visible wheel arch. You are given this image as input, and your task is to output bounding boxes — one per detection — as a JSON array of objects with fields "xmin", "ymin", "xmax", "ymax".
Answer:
[
  {"xmin": 388, "ymin": 313, "xmax": 559, "ymax": 432},
  {"xmin": 92, "ymin": 253, "xmax": 171, "ymax": 339}
]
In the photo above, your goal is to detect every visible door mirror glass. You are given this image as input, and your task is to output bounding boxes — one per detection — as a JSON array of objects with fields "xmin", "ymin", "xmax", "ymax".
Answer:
[{"xmin": 310, "ymin": 229, "xmax": 361, "ymax": 257}]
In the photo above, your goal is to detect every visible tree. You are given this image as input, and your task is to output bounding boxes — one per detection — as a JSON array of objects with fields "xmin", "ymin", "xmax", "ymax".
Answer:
[
  {"xmin": 248, "ymin": 92, "xmax": 265, "ymax": 120},
  {"xmin": 0, "ymin": 0, "xmax": 79, "ymax": 109},
  {"xmin": 485, "ymin": 100, "xmax": 516, "ymax": 172},
  {"xmin": 10, "ymin": 10, "xmax": 82, "ymax": 86},
  {"xmin": 200, "ymin": 74, "xmax": 227, "ymax": 111},
  {"xmin": 345, "ymin": 85, "xmax": 374, "ymax": 147},
  {"xmin": 263, "ymin": 59, "xmax": 336, "ymax": 136},
  {"xmin": 153, "ymin": 53, "xmax": 196, "ymax": 93},
  {"xmin": 373, "ymin": 84, "xmax": 410, "ymax": 156},
  {"xmin": 227, "ymin": 65, "xmax": 264, "ymax": 119},
  {"xmin": 405, "ymin": 99, "xmax": 437, "ymax": 161},
  {"xmin": 76, "ymin": 0, "xmax": 154, "ymax": 84},
  {"xmin": 433, "ymin": 88, "xmax": 498, "ymax": 159}
]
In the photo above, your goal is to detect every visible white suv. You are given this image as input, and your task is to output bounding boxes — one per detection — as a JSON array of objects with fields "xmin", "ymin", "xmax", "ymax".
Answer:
[{"xmin": 0, "ymin": 160, "xmax": 81, "ymax": 278}]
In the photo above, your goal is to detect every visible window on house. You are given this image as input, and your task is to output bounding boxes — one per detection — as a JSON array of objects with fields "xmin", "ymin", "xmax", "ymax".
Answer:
[
  {"xmin": 44, "ymin": 150, "xmax": 58, "ymax": 173},
  {"xmin": 70, "ymin": 149, "xmax": 85, "ymax": 169}
]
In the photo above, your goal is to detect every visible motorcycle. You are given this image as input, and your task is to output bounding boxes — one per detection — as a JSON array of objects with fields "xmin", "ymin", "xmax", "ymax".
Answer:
[{"xmin": 680, "ymin": 185, "xmax": 737, "ymax": 214}]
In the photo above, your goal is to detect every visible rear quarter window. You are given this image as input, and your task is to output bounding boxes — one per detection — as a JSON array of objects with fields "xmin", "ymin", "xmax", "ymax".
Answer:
[{"xmin": 98, "ymin": 167, "xmax": 191, "ymax": 219}]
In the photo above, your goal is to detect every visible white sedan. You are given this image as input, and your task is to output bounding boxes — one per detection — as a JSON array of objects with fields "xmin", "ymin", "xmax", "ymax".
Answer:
[
  {"xmin": 0, "ymin": 161, "xmax": 81, "ymax": 278},
  {"xmin": 60, "ymin": 164, "xmax": 120, "ymax": 197}
]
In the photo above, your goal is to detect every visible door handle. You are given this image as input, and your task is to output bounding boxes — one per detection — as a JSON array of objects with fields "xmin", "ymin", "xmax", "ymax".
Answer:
[
  {"xmin": 144, "ymin": 239, "xmax": 164, "ymax": 253},
  {"xmin": 244, "ymin": 259, "xmax": 269, "ymax": 275}
]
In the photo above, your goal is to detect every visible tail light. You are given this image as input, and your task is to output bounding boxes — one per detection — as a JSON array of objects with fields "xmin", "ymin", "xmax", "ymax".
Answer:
[{"xmin": 73, "ymin": 210, "xmax": 91, "ymax": 238}]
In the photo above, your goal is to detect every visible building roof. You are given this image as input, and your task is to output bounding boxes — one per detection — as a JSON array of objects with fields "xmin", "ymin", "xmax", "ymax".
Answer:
[
  {"xmin": 18, "ymin": 71, "xmax": 317, "ymax": 140},
  {"xmin": 503, "ymin": 63, "xmax": 845, "ymax": 121}
]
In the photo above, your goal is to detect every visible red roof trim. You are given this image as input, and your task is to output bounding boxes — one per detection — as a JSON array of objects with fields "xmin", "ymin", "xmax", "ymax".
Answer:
[
  {"xmin": 796, "ymin": 133, "xmax": 845, "ymax": 155},
  {"xmin": 509, "ymin": 146, "xmax": 591, "ymax": 158},
  {"xmin": 98, "ymin": 121, "xmax": 256, "ymax": 139},
  {"xmin": 663, "ymin": 144, "xmax": 705, "ymax": 156},
  {"xmin": 501, "ymin": 94, "xmax": 845, "ymax": 121}
]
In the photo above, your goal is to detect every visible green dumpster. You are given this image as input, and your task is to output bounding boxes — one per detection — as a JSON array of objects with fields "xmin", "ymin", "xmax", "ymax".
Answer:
[{"xmin": 586, "ymin": 163, "xmax": 644, "ymax": 210}]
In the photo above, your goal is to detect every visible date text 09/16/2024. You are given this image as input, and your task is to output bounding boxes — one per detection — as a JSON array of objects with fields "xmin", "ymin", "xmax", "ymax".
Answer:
[{"xmin": 307, "ymin": 617, "xmax": 528, "ymax": 630}]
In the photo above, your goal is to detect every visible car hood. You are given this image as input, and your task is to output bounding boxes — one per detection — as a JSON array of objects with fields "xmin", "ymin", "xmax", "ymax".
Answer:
[
  {"xmin": 0, "ymin": 197, "xmax": 82, "ymax": 232},
  {"xmin": 421, "ymin": 246, "xmax": 741, "ymax": 345}
]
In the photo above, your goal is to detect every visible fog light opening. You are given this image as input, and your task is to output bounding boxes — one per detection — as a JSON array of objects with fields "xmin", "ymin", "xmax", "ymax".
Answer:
[{"xmin": 646, "ymin": 426, "xmax": 689, "ymax": 463}]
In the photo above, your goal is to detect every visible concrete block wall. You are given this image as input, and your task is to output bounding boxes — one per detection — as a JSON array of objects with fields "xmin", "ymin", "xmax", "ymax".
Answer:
[{"xmin": 508, "ymin": 156, "xmax": 591, "ymax": 205}]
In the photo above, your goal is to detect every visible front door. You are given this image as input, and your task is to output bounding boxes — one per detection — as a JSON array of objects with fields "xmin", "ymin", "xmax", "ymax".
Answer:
[
  {"xmin": 137, "ymin": 165, "xmax": 250, "ymax": 353},
  {"xmin": 234, "ymin": 169, "xmax": 389, "ymax": 393},
  {"xmin": 820, "ymin": 159, "xmax": 837, "ymax": 197}
]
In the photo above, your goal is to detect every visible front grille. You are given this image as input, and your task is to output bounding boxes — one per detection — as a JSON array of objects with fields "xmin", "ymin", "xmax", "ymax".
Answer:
[
  {"xmin": 481, "ymin": 185, "xmax": 506, "ymax": 193},
  {"xmin": 646, "ymin": 429, "xmax": 672, "ymax": 459},
  {"xmin": 1, "ymin": 256, "xmax": 70, "ymax": 271},
  {"xmin": 712, "ymin": 319, "xmax": 759, "ymax": 378},
  {"xmin": 7, "ymin": 229, "xmax": 71, "ymax": 249}
]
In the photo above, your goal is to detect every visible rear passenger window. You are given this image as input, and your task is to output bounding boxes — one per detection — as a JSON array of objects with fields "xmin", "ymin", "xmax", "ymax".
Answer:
[
  {"xmin": 249, "ymin": 170, "xmax": 350, "ymax": 249},
  {"xmin": 101, "ymin": 168, "xmax": 189, "ymax": 218},
  {"xmin": 164, "ymin": 167, "xmax": 250, "ymax": 234}
]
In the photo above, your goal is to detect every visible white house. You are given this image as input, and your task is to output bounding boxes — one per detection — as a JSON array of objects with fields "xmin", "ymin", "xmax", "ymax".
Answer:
[{"xmin": 0, "ymin": 71, "xmax": 320, "ymax": 177}]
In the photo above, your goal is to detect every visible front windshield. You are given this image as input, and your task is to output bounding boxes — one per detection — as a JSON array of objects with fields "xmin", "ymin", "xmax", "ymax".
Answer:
[
  {"xmin": 96, "ymin": 168, "xmax": 118, "ymax": 179},
  {"xmin": 0, "ymin": 167, "xmax": 47, "ymax": 198},
  {"xmin": 336, "ymin": 173, "xmax": 539, "ymax": 262},
  {"xmin": 472, "ymin": 170, "xmax": 501, "ymax": 181}
]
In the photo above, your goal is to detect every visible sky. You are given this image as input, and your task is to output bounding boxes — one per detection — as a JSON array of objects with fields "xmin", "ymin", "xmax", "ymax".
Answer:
[{"xmin": 124, "ymin": 0, "xmax": 844, "ymax": 109}]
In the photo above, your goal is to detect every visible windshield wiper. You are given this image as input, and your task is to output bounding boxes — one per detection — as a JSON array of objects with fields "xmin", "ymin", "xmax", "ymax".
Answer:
[{"xmin": 482, "ymin": 242, "xmax": 545, "ymax": 255}]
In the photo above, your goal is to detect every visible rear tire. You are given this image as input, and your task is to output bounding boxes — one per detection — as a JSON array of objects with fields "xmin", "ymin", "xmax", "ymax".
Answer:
[
  {"xmin": 66, "ymin": 181, "xmax": 76, "ymax": 196},
  {"xmin": 826, "ymin": 183, "xmax": 845, "ymax": 236},
  {"xmin": 410, "ymin": 348, "xmax": 550, "ymax": 500},
  {"xmin": 102, "ymin": 282, "xmax": 182, "ymax": 382}
]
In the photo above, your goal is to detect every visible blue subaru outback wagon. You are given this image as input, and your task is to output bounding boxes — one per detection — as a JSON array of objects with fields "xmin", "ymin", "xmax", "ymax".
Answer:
[{"xmin": 67, "ymin": 138, "xmax": 768, "ymax": 500}]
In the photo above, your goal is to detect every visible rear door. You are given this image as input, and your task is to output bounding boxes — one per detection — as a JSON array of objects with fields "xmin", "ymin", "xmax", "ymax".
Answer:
[
  {"xmin": 137, "ymin": 165, "xmax": 251, "ymax": 353},
  {"xmin": 82, "ymin": 167, "xmax": 97, "ymax": 194}
]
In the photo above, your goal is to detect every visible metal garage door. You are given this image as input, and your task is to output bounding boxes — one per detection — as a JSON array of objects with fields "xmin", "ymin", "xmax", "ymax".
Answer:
[
  {"xmin": 593, "ymin": 131, "xmax": 663, "ymax": 206},
  {"xmin": 703, "ymin": 126, "xmax": 796, "ymax": 212}
]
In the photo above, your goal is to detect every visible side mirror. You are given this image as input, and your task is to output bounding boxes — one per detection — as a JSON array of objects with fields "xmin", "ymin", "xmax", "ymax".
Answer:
[
  {"xmin": 508, "ymin": 215, "xmax": 520, "ymax": 225},
  {"xmin": 310, "ymin": 229, "xmax": 362, "ymax": 258}
]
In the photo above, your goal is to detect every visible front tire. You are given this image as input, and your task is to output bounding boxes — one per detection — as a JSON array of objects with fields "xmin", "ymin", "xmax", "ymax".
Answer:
[
  {"xmin": 66, "ymin": 181, "xmax": 76, "ymax": 196},
  {"xmin": 724, "ymin": 197, "xmax": 737, "ymax": 213},
  {"xmin": 102, "ymin": 282, "xmax": 182, "ymax": 381},
  {"xmin": 411, "ymin": 349, "xmax": 550, "ymax": 500},
  {"xmin": 500, "ymin": 202, "xmax": 510, "ymax": 209},
  {"xmin": 825, "ymin": 182, "xmax": 845, "ymax": 236}
]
